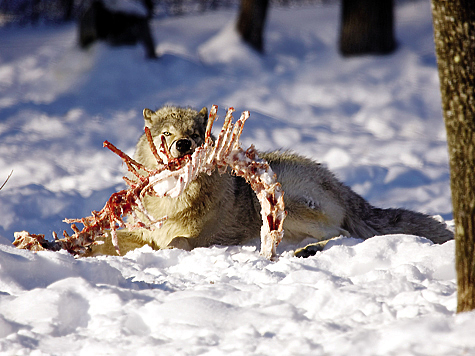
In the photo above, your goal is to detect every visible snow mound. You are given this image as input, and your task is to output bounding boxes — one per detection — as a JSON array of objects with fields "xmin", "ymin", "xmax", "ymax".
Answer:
[{"xmin": 0, "ymin": 237, "xmax": 471, "ymax": 355}]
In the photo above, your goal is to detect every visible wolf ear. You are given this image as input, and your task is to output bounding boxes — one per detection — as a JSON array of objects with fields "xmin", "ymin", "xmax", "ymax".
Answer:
[
  {"xmin": 143, "ymin": 108, "xmax": 154, "ymax": 126},
  {"xmin": 197, "ymin": 107, "xmax": 208, "ymax": 125}
]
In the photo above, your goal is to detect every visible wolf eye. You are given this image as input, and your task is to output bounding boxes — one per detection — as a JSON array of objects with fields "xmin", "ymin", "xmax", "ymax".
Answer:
[
  {"xmin": 162, "ymin": 131, "xmax": 171, "ymax": 136},
  {"xmin": 191, "ymin": 133, "xmax": 199, "ymax": 139}
]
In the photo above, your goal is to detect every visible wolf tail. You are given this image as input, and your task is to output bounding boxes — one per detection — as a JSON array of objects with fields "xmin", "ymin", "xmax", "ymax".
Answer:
[{"xmin": 342, "ymin": 191, "xmax": 453, "ymax": 244}]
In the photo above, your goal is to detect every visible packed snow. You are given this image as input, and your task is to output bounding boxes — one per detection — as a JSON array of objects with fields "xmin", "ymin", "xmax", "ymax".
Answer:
[{"xmin": 1, "ymin": 1, "xmax": 474, "ymax": 355}]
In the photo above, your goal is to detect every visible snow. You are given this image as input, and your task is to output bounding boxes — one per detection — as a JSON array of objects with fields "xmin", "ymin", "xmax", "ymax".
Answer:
[{"xmin": 0, "ymin": 1, "xmax": 473, "ymax": 354}]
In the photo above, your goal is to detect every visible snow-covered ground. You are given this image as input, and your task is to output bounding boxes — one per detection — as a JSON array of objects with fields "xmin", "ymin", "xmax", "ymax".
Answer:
[{"xmin": 1, "ymin": 1, "xmax": 473, "ymax": 355}]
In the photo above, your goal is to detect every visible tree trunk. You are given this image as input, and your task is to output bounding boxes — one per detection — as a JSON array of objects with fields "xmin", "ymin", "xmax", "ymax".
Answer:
[
  {"xmin": 236, "ymin": 0, "xmax": 269, "ymax": 53},
  {"xmin": 62, "ymin": 0, "xmax": 74, "ymax": 21},
  {"xmin": 339, "ymin": 0, "xmax": 396, "ymax": 56},
  {"xmin": 431, "ymin": 0, "xmax": 475, "ymax": 313}
]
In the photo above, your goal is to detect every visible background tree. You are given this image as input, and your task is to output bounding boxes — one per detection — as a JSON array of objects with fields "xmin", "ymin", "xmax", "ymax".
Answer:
[
  {"xmin": 61, "ymin": 0, "xmax": 74, "ymax": 21},
  {"xmin": 431, "ymin": 0, "xmax": 475, "ymax": 313},
  {"xmin": 236, "ymin": 0, "xmax": 269, "ymax": 52},
  {"xmin": 339, "ymin": 0, "xmax": 396, "ymax": 56},
  {"xmin": 78, "ymin": 0, "xmax": 157, "ymax": 59}
]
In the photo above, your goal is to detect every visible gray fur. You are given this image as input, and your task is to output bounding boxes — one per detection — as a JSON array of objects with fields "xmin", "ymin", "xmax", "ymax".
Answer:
[{"xmin": 89, "ymin": 106, "xmax": 453, "ymax": 255}]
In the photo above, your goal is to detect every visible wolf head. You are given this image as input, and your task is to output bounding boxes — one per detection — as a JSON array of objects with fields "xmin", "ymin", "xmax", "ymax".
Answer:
[{"xmin": 142, "ymin": 106, "xmax": 208, "ymax": 159}]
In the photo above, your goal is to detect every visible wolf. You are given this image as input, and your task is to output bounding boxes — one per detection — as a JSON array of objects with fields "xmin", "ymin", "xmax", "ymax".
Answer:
[{"xmin": 89, "ymin": 106, "xmax": 453, "ymax": 256}]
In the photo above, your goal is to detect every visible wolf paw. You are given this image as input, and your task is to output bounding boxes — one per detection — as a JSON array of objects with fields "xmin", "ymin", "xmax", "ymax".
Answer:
[
  {"xmin": 167, "ymin": 236, "xmax": 194, "ymax": 251},
  {"xmin": 294, "ymin": 240, "xmax": 331, "ymax": 258}
]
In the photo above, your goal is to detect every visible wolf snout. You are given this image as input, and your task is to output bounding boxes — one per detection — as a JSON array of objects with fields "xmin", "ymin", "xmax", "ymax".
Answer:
[
  {"xmin": 176, "ymin": 138, "xmax": 192, "ymax": 153},
  {"xmin": 168, "ymin": 138, "xmax": 198, "ymax": 158}
]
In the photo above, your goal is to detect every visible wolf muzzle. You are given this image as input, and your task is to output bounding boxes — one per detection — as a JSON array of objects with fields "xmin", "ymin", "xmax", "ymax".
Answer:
[
  {"xmin": 170, "ymin": 138, "xmax": 197, "ymax": 158},
  {"xmin": 176, "ymin": 138, "xmax": 192, "ymax": 153}
]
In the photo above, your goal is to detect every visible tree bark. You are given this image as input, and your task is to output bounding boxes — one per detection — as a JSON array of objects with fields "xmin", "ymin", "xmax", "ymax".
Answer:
[
  {"xmin": 62, "ymin": 0, "xmax": 74, "ymax": 21},
  {"xmin": 339, "ymin": 0, "xmax": 396, "ymax": 56},
  {"xmin": 431, "ymin": 0, "xmax": 475, "ymax": 313},
  {"xmin": 237, "ymin": 0, "xmax": 269, "ymax": 53}
]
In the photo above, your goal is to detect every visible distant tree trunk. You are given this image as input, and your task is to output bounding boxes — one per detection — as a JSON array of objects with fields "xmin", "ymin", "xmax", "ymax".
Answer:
[
  {"xmin": 339, "ymin": 0, "xmax": 396, "ymax": 56},
  {"xmin": 236, "ymin": 0, "xmax": 269, "ymax": 53},
  {"xmin": 62, "ymin": 0, "xmax": 74, "ymax": 21},
  {"xmin": 142, "ymin": 0, "xmax": 154, "ymax": 18},
  {"xmin": 30, "ymin": 0, "xmax": 42, "ymax": 24},
  {"xmin": 431, "ymin": 0, "xmax": 475, "ymax": 313}
]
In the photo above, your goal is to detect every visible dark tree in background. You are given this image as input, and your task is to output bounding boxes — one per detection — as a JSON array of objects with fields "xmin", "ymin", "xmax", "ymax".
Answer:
[
  {"xmin": 339, "ymin": 0, "xmax": 396, "ymax": 56},
  {"xmin": 431, "ymin": 0, "xmax": 475, "ymax": 313},
  {"xmin": 79, "ymin": 0, "xmax": 157, "ymax": 59},
  {"xmin": 236, "ymin": 0, "xmax": 269, "ymax": 52},
  {"xmin": 62, "ymin": 0, "xmax": 74, "ymax": 21}
]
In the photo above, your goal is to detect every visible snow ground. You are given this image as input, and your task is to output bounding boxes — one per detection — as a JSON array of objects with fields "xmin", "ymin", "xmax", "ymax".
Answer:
[{"xmin": 0, "ymin": 1, "xmax": 473, "ymax": 355}]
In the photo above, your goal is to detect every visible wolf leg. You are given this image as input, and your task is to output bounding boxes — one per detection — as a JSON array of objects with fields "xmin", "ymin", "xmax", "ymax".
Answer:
[
  {"xmin": 294, "ymin": 237, "xmax": 345, "ymax": 258},
  {"xmin": 294, "ymin": 240, "xmax": 332, "ymax": 258},
  {"xmin": 294, "ymin": 228, "xmax": 349, "ymax": 258},
  {"xmin": 83, "ymin": 229, "xmax": 146, "ymax": 256},
  {"xmin": 167, "ymin": 236, "xmax": 194, "ymax": 251}
]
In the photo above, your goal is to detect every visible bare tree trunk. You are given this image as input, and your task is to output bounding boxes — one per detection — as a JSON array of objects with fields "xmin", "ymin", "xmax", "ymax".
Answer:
[
  {"xmin": 431, "ymin": 0, "xmax": 475, "ymax": 313},
  {"xmin": 236, "ymin": 0, "xmax": 269, "ymax": 53},
  {"xmin": 30, "ymin": 0, "xmax": 42, "ymax": 24},
  {"xmin": 339, "ymin": 0, "xmax": 396, "ymax": 56},
  {"xmin": 62, "ymin": 0, "xmax": 74, "ymax": 21}
]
